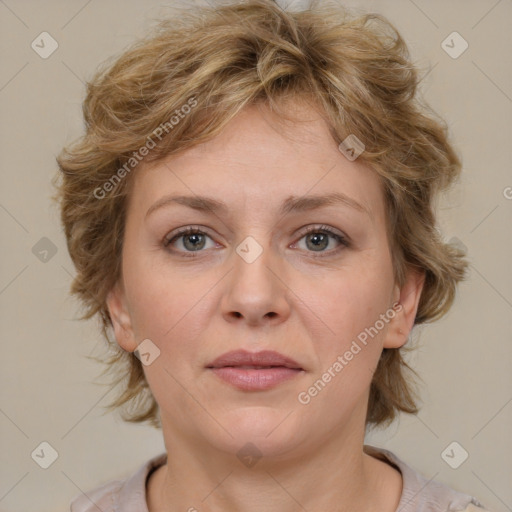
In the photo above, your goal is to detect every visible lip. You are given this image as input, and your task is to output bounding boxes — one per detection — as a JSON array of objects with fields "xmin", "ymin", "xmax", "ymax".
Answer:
[
  {"xmin": 206, "ymin": 350, "xmax": 304, "ymax": 391},
  {"xmin": 207, "ymin": 349, "xmax": 303, "ymax": 370}
]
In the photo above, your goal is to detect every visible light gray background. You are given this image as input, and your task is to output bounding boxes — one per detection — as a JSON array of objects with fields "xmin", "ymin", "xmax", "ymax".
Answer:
[{"xmin": 0, "ymin": 0, "xmax": 511, "ymax": 511}]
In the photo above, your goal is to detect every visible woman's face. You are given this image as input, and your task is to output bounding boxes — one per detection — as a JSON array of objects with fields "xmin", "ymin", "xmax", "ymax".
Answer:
[{"xmin": 108, "ymin": 102, "xmax": 422, "ymax": 459}]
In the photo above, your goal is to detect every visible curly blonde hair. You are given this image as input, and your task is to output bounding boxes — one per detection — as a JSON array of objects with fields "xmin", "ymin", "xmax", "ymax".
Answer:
[{"xmin": 54, "ymin": 0, "xmax": 468, "ymax": 428}]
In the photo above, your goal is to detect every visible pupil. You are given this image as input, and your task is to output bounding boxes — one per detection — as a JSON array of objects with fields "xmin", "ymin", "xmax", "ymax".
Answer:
[
  {"xmin": 185, "ymin": 233, "xmax": 204, "ymax": 251},
  {"xmin": 308, "ymin": 233, "xmax": 327, "ymax": 251}
]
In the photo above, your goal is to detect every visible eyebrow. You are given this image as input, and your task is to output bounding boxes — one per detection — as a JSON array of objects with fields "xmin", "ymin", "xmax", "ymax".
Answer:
[{"xmin": 145, "ymin": 192, "xmax": 371, "ymax": 219}]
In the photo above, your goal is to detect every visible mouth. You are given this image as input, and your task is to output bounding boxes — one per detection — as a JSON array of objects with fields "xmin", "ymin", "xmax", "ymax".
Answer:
[
  {"xmin": 222, "ymin": 365, "xmax": 290, "ymax": 369},
  {"xmin": 206, "ymin": 350, "xmax": 304, "ymax": 391},
  {"xmin": 206, "ymin": 349, "xmax": 303, "ymax": 370}
]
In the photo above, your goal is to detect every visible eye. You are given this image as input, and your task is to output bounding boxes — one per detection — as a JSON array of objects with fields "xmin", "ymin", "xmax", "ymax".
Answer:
[
  {"xmin": 292, "ymin": 225, "xmax": 349, "ymax": 255},
  {"xmin": 164, "ymin": 224, "xmax": 349, "ymax": 258},
  {"xmin": 164, "ymin": 226, "xmax": 217, "ymax": 256}
]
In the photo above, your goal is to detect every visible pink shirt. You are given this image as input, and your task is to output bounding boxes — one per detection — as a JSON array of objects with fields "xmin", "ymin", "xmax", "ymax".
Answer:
[{"xmin": 69, "ymin": 445, "xmax": 489, "ymax": 511}]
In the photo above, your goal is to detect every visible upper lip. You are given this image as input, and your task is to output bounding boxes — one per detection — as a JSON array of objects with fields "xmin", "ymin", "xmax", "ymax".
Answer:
[{"xmin": 206, "ymin": 350, "xmax": 303, "ymax": 370}]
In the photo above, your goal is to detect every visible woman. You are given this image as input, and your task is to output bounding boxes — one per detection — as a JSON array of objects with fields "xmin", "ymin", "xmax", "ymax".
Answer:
[{"xmin": 55, "ymin": 0, "xmax": 489, "ymax": 510}]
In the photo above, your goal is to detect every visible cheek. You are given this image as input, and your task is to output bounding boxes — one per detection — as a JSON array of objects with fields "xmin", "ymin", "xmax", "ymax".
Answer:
[
  {"xmin": 300, "ymin": 263, "xmax": 395, "ymax": 402},
  {"xmin": 296, "ymin": 282, "xmax": 391, "ymax": 417},
  {"xmin": 123, "ymin": 251, "xmax": 218, "ymax": 350},
  {"xmin": 312, "ymin": 266, "xmax": 393, "ymax": 346},
  {"xmin": 122, "ymin": 263, "xmax": 217, "ymax": 403}
]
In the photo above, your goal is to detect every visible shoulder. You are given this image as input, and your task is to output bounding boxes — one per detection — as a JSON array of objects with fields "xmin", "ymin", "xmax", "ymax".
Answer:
[
  {"xmin": 68, "ymin": 452, "xmax": 167, "ymax": 512},
  {"xmin": 70, "ymin": 479, "xmax": 122, "ymax": 512},
  {"xmin": 363, "ymin": 445, "xmax": 491, "ymax": 512}
]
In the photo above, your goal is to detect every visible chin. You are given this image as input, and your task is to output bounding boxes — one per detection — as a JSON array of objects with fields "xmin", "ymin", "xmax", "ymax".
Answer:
[{"xmin": 207, "ymin": 406, "xmax": 306, "ymax": 459}]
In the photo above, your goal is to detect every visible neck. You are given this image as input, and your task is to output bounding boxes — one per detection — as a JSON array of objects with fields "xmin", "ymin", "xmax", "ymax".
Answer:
[{"xmin": 147, "ymin": 414, "xmax": 402, "ymax": 512}]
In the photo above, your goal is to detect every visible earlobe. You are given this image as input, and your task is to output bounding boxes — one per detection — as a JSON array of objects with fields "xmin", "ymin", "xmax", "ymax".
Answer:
[
  {"xmin": 383, "ymin": 269, "xmax": 425, "ymax": 349},
  {"xmin": 106, "ymin": 282, "xmax": 137, "ymax": 352}
]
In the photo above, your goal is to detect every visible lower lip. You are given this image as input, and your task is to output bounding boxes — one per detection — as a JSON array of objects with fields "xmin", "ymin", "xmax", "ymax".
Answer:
[{"xmin": 209, "ymin": 367, "xmax": 303, "ymax": 391}]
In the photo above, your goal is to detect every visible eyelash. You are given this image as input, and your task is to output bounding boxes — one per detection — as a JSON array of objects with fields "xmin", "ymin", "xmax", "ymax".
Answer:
[{"xmin": 164, "ymin": 224, "xmax": 349, "ymax": 259}]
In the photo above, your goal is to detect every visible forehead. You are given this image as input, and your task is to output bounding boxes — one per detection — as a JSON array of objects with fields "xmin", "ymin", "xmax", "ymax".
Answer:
[{"xmin": 128, "ymin": 102, "xmax": 385, "ymax": 223}]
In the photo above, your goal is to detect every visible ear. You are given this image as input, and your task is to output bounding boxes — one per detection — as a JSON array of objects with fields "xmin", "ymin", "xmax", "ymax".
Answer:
[
  {"xmin": 383, "ymin": 268, "xmax": 425, "ymax": 349},
  {"xmin": 106, "ymin": 281, "xmax": 137, "ymax": 352}
]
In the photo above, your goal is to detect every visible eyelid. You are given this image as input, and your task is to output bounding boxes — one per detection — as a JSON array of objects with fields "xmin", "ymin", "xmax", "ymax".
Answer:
[
  {"xmin": 294, "ymin": 224, "xmax": 347, "ymax": 242},
  {"xmin": 163, "ymin": 225, "xmax": 212, "ymax": 246}
]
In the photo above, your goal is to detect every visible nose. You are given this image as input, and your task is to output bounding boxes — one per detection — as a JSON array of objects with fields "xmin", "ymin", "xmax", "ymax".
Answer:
[{"xmin": 221, "ymin": 237, "xmax": 291, "ymax": 327}]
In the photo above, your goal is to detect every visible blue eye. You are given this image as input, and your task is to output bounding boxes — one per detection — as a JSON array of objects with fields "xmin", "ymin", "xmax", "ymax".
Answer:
[
  {"xmin": 164, "ymin": 226, "xmax": 215, "ymax": 255},
  {"xmin": 164, "ymin": 224, "xmax": 349, "ymax": 258},
  {"xmin": 294, "ymin": 225, "xmax": 349, "ymax": 255}
]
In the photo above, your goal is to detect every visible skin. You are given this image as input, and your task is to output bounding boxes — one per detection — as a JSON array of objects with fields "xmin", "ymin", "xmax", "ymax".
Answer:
[{"xmin": 107, "ymin": 100, "xmax": 425, "ymax": 512}]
